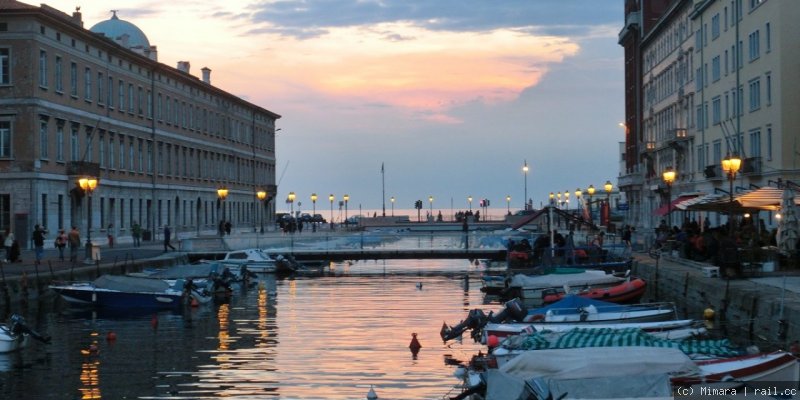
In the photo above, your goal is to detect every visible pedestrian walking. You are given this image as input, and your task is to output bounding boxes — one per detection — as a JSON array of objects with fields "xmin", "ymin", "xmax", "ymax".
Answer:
[
  {"xmin": 55, "ymin": 229, "xmax": 67, "ymax": 261},
  {"xmin": 32, "ymin": 224, "xmax": 46, "ymax": 264},
  {"xmin": 163, "ymin": 225, "xmax": 176, "ymax": 252},
  {"xmin": 131, "ymin": 222, "xmax": 142, "ymax": 247},
  {"xmin": 68, "ymin": 226, "xmax": 81, "ymax": 263},
  {"xmin": 107, "ymin": 224, "xmax": 114, "ymax": 248},
  {"xmin": 4, "ymin": 229, "xmax": 14, "ymax": 263}
]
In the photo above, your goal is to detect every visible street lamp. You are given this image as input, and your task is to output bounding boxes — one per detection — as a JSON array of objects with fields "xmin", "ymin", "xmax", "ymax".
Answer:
[
  {"xmin": 564, "ymin": 191, "xmax": 570, "ymax": 210},
  {"xmin": 428, "ymin": 196, "xmax": 434, "ymax": 219},
  {"xmin": 662, "ymin": 167, "xmax": 676, "ymax": 226},
  {"xmin": 587, "ymin": 184, "xmax": 596, "ymax": 225},
  {"xmin": 256, "ymin": 190, "xmax": 267, "ymax": 234},
  {"xmin": 78, "ymin": 177, "xmax": 98, "ymax": 263},
  {"xmin": 287, "ymin": 191, "xmax": 296, "ymax": 217},
  {"xmin": 329, "ymin": 194, "xmax": 335, "ymax": 229},
  {"xmin": 217, "ymin": 187, "xmax": 229, "ymax": 233},
  {"xmin": 506, "ymin": 195, "xmax": 511, "ymax": 215},
  {"xmin": 343, "ymin": 194, "xmax": 349, "ymax": 226},
  {"xmin": 522, "ymin": 160, "xmax": 529, "ymax": 210},
  {"xmin": 721, "ymin": 153, "xmax": 742, "ymax": 236},
  {"xmin": 390, "ymin": 196, "xmax": 395, "ymax": 216},
  {"xmin": 557, "ymin": 192, "xmax": 562, "ymax": 208},
  {"xmin": 468, "ymin": 196, "xmax": 473, "ymax": 211},
  {"xmin": 603, "ymin": 180, "xmax": 613, "ymax": 226},
  {"xmin": 575, "ymin": 188, "xmax": 582, "ymax": 214},
  {"xmin": 310, "ymin": 193, "xmax": 317, "ymax": 216}
]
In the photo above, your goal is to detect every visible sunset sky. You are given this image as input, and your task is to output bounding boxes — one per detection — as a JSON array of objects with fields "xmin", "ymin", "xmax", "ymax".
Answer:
[{"xmin": 45, "ymin": 0, "xmax": 624, "ymax": 217}]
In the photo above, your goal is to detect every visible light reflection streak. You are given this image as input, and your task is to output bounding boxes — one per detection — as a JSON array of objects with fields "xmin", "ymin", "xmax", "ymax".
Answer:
[{"xmin": 79, "ymin": 332, "xmax": 101, "ymax": 399}]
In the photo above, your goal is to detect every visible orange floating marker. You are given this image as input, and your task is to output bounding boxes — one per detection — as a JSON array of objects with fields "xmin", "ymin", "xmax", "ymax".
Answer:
[
  {"xmin": 191, "ymin": 296, "xmax": 199, "ymax": 307},
  {"xmin": 106, "ymin": 332, "xmax": 117, "ymax": 342},
  {"xmin": 151, "ymin": 315, "xmax": 159, "ymax": 329},
  {"xmin": 409, "ymin": 333, "xmax": 421, "ymax": 356}
]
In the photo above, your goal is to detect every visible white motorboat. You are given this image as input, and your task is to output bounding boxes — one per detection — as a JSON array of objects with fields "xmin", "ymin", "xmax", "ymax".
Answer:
[
  {"xmin": 219, "ymin": 249, "xmax": 278, "ymax": 273},
  {"xmin": 0, "ymin": 315, "xmax": 50, "ymax": 353}
]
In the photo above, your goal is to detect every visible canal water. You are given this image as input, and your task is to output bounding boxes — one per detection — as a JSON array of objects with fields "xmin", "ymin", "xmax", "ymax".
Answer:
[{"xmin": 0, "ymin": 259, "xmax": 489, "ymax": 399}]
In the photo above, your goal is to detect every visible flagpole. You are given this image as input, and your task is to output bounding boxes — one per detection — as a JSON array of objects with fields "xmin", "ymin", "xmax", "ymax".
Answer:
[{"xmin": 382, "ymin": 163, "xmax": 386, "ymax": 217}]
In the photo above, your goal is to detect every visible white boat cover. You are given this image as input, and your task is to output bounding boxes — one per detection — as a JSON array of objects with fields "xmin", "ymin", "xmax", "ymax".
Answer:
[
  {"xmin": 486, "ymin": 347, "xmax": 698, "ymax": 400},
  {"xmin": 508, "ymin": 271, "xmax": 623, "ymax": 289}
]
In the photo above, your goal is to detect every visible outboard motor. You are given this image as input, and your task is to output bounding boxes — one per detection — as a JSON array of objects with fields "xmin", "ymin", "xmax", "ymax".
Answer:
[
  {"xmin": 10, "ymin": 315, "xmax": 51, "ymax": 344},
  {"xmin": 440, "ymin": 309, "xmax": 488, "ymax": 342},
  {"xmin": 488, "ymin": 298, "xmax": 527, "ymax": 323}
]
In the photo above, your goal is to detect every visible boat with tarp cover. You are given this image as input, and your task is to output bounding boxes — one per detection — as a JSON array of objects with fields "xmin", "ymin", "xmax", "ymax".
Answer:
[{"xmin": 50, "ymin": 275, "xmax": 207, "ymax": 309}]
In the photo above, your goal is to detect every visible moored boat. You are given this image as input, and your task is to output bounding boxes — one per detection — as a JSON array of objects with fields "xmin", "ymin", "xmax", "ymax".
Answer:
[
  {"xmin": 502, "ymin": 270, "xmax": 629, "ymax": 306},
  {"xmin": 50, "ymin": 275, "xmax": 208, "ymax": 310},
  {"xmin": 0, "ymin": 315, "xmax": 50, "ymax": 353},
  {"xmin": 541, "ymin": 277, "xmax": 647, "ymax": 305}
]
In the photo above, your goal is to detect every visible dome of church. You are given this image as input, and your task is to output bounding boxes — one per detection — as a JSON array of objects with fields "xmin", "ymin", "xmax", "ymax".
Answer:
[{"xmin": 90, "ymin": 11, "xmax": 150, "ymax": 49}]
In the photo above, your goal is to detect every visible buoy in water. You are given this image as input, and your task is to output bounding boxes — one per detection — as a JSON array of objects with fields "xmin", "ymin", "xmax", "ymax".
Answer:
[
  {"xmin": 151, "ymin": 315, "xmax": 159, "ymax": 329},
  {"xmin": 409, "ymin": 333, "xmax": 421, "ymax": 356},
  {"xmin": 366, "ymin": 385, "xmax": 378, "ymax": 400},
  {"xmin": 191, "ymin": 296, "xmax": 199, "ymax": 307},
  {"xmin": 106, "ymin": 332, "xmax": 117, "ymax": 342},
  {"xmin": 703, "ymin": 306, "xmax": 715, "ymax": 320}
]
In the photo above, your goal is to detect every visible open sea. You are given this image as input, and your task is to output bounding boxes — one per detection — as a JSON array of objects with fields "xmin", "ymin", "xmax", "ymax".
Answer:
[{"xmin": 0, "ymin": 259, "xmax": 489, "ymax": 399}]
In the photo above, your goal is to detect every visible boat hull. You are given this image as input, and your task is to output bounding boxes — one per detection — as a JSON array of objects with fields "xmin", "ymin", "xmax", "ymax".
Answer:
[
  {"xmin": 50, "ymin": 284, "xmax": 184, "ymax": 310},
  {"xmin": 0, "ymin": 327, "xmax": 27, "ymax": 353},
  {"xmin": 542, "ymin": 278, "xmax": 647, "ymax": 305}
]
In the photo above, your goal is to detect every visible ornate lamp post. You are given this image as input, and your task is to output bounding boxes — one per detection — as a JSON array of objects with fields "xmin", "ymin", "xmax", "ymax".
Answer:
[
  {"xmin": 662, "ymin": 167, "xmax": 676, "ymax": 226},
  {"xmin": 328, "ymin": 194, "xmax": 335, "ymax": 229},
  {"xmin": 390, "ymin": 196, "xmax": 395, "ymax": 217},
  {"xmin": 310, "ymin": 192, "xmax": 317, "ymax": 217},
  {"xmin": 343, "ymin": 194, "xmax": 349, "ymax": 225},
  {"xmin": 587, "ymin": 184, "xmax": 596, "ymax": 225},
  {"xmin": 78, "ymin": 177, "xmax": 98, "ymax": 263},
  {"xmin": 549, "ymin": 192, "xmax": 554, "ymax": 206},
  {"xmin": 721, "ymin": 153, "xmax": 742, "ymax": 236},
  {"xmin": 506, "ymin": 195, "xmax": 511, "ymax": 215},
  {"xmin": 522, "ymin": 160, "xmax": 529, "ymax": 210},
  {"xmin": 603, "ymin": 180, "xmax": 613, "ymax": 227},
  {"xmin": 428, "ymin": 195, "xmax": 434, "ymax": 219},
  {"xmin": 556, "ymin": 192, "xmax": 562, "ymax": 208},
  {"xmin": 217, "ymin": 186, "xmax": 229, "ymax": 231},
  {"xmin": 256, "ymin": 190, "xmax": 267, "ymax": 234},
  {"xmin": 564, "ymin": 191, "xmax": 570, "ymax": 210},
  {"xmin": 468, "ymin": 196, "xmax": 473, "ymax": 211},
  {"xmin": 287, "ymin": 191, "xmax": 296, "ymax": 218},
  {"xmin": 575, "ymin": 188, "xmax": 582, "ymax": 216}
]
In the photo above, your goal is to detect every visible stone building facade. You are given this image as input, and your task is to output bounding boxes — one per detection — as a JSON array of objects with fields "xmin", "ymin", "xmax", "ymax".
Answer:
[
  {"xmin": 0, "ymin": 1, "xmax": 280, "ymax": 246},
  {"xmin": 619, "ymin": 0, "xmax": 800, "ymax": 236}
]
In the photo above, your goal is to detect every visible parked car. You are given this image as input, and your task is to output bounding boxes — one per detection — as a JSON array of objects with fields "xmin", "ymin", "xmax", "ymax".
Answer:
[
  {"xmin": 299, "ymin": 213, "xmax": 312, "ymax": 222},
  {"xmin": 312, "ymin": 214, "xmax": 326, "ymax": 223}
]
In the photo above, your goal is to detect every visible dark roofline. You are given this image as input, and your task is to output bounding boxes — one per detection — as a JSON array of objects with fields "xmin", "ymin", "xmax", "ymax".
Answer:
[{"xmin": 3, "ymin": 1, "xmax": 281, "ymax": 120}]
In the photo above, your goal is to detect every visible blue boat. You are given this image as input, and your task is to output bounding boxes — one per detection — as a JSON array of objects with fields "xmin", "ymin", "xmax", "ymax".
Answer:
[{"xmin": 49, "ymin": 275, "xmax": 205, "ymax": 310}]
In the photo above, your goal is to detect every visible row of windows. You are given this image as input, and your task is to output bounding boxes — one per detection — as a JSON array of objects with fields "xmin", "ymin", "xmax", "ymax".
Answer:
[
  {"xmin": 643, "ymin": 8, "xmax": 692, "ymax": 72},
  {"xmin": 29, "ymin": 118, "xmax": 275, "ymax": 184},
  {"xmin": 643, "ymin": 52, "xmax": 693, "ymax": 109},
  {"xmin": 696, "ymin": 125, "xmax": 771, "ymax": 172},
  {"xmin": 705, "ymin": 72, "xmax": 772, "ymax": 127},
  {"xmin": 38, "ymin": 194, "xmax": 258, "ymax": 235},
  {"xmin": 31, "ymin": 49, "xmax": 275, "ymax": 150}
]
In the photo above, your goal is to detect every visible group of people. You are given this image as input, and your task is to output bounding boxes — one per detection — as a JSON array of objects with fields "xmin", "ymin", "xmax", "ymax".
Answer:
[
  {"xmin": 218, "ymin": 220, "xmax": 233, "ymax": 236},
  {"xmin": 454, "ymin": 210, "xmax": 480, "ymax": 223}
]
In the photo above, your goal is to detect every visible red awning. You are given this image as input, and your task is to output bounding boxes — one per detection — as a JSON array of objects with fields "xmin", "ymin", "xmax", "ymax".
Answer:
[{"xmin": 653, "ymin": 195, "xmax": 698, "ymax": 216}]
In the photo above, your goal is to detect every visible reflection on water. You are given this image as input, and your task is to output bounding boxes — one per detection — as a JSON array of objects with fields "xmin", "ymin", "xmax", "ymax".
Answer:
[{"xmin": 0, "ymin": 259, "xmax": 487, "ymax": 399}]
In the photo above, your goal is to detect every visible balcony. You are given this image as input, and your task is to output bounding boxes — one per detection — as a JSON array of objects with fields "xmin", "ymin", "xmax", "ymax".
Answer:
[
  {"xmin": 66, "ymin": 161, "xmax": 100, "ymax": 177},
  {"xmin": 741, "ymin": 157, "xmax": 762, "ymax": 176},
  {"xmin": 618, "ymin": 172, "xmax": 644, "ymax": 189},
  {"xmin": 704, "ymin": 164, "xmax": 723, "ymax": 181}
]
